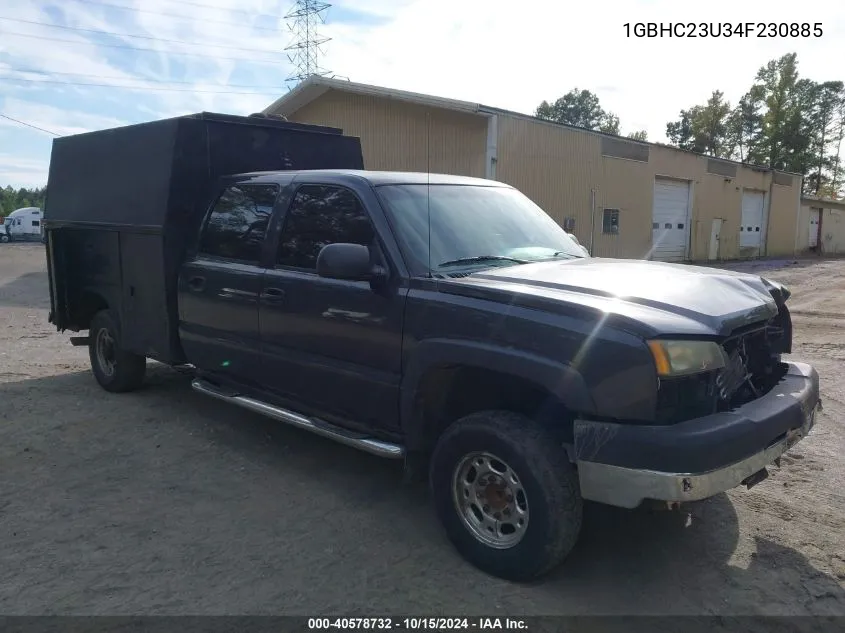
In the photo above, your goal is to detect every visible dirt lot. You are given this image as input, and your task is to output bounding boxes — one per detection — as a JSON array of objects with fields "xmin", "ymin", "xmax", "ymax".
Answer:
[{"xmin": 1, "ymin": 243, "xmax": 843, "ymax": 617}]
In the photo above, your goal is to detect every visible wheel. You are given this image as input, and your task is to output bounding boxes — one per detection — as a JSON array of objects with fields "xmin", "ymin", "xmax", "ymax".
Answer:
[
  {"xmin": 430, "ymin": 410, "xmax": 583, "ymax": 581},
  {"xmin": 88, "ymin": 309, "xmax": 146, "ymax": 393},
  {"xmin": 0, "ymin": 234, "xmax": 9, "ymax": 243}
]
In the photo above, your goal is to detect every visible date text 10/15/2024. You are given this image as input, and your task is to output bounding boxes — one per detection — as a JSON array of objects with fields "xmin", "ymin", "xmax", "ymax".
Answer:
[
  {"xmin": 308, "ymin": 618, "xmax": 528, "ymax": 631},
  {"xmin": 624, "ymin": 22, "xmax": 823, "ymax": 38}
]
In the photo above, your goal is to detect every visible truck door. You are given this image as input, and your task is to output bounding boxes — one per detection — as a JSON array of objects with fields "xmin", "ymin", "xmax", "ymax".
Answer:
[
  {"xmin": 178, "ymin": 182, "xmax": 280, "ymax": 384},
  {"xmin": 258, "ymin": 182, "xmax": 405, "ymax": 433}
]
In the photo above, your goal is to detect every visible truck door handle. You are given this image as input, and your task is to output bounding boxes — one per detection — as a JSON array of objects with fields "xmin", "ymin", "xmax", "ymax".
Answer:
[
  {"xmin": 187, "ymin": 276, "xmax": 205, "ymax": 291},
  {"xmin": 263, "ymin": 287, "xmax": 285, "ymax": 303}
]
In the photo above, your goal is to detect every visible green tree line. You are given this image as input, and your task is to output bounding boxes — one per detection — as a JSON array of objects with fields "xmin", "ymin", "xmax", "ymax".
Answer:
[
  {"xmin": 0, "ymin": 185, "xmax": 46, "ymax": 217},
  {"xmin": 535, "ymin": 53, "xmax": 845, "ymax": 199}
]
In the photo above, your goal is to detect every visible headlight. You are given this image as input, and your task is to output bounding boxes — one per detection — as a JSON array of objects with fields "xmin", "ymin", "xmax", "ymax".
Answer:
[{"xmin": 647, "ymin": 340, "xmax": 727, "ymax": 377}]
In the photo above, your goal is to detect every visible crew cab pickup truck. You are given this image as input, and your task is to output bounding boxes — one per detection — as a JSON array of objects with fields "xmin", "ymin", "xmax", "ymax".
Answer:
[{"xmin": 44, "ymin": 115, "xmax": 821, "ymax": 582}]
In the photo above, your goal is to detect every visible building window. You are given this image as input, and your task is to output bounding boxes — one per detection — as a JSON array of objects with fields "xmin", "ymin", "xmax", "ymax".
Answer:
[{"xmin": 602, "ymin": 208, "xmax": 620, "ymax": 235}]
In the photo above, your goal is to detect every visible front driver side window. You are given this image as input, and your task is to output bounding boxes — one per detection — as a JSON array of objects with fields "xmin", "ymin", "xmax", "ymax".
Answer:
[{"xmin": 276, "ymin": 184, "xmax": 375, "ymax": 270}]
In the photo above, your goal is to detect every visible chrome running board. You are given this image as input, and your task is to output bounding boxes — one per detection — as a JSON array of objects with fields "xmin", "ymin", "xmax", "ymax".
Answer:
[{"xmin": 191, "ymin": 378, "xmax": 405, "ymax": 459}]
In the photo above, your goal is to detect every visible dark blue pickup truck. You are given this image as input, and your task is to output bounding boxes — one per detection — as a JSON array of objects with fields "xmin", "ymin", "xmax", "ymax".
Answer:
[{"xmin": 44, "ymin": 114, "xmax": 821, "ymax": 581}]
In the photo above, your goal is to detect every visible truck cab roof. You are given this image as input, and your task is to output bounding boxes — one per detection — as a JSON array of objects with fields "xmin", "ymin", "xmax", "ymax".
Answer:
[{"xmin": 226, "ymin": 170, "xmax": 509, "ymax": 188}]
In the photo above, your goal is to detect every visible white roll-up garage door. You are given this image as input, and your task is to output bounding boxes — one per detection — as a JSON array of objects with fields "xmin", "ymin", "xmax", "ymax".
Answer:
[
  {"xmin": 652, "ymin": 178, "xmax": 690, "ymax": 261},
  {"xmin": 740, "ymin": 191, "xmax": 765, "ymax": 249}
]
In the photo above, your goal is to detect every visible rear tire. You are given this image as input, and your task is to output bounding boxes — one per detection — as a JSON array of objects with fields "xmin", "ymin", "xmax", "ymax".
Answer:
[
  {"xmin": 430, "ymin": 410, "xmax": 583, "ymax": 581},
  {"xmin": 88, "ymin": 310, "xmax": 146, "ymax": 393}
]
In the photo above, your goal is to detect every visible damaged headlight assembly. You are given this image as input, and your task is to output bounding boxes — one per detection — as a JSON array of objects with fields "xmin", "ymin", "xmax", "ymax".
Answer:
[{"xmin": 647, "ymin": 340, "xmax": 728, "ymax": 377}]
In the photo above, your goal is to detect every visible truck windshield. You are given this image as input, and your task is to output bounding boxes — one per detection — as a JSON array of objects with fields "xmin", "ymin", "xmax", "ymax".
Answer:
[{"xmin": 376, "ymin": 183, "xmax": 587, "ymax": 275}]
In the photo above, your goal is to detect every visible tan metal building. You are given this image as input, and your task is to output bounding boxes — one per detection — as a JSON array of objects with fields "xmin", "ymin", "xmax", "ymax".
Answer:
[
  {"xmin": 264, "ymin": 76, "xmax": 804, "ymax": 262},
  {"xmin": 798, "ymin": 195, "xmax": 845, "ymax": 255}
]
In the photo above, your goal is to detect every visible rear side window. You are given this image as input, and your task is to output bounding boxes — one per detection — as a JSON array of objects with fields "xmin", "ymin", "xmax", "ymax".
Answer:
[
  {"xmin": 276, "ymin": 184, "xmax": 374, "ymax": 270},
  {"xmin": 199, "ymin": 184, "xmax": 278, "ymax": 263}
]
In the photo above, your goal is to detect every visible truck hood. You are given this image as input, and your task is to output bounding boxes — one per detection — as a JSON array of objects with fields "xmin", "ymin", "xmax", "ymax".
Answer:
[{"xmin": 443, "ymin": 258, "xmax": 782, "ymax": 337}]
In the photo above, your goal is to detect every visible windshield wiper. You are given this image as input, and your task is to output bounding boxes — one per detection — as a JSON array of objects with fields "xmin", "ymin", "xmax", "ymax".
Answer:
[
  {"xmin": 552, "ymin": 251, "xmax": 579, "ymax": 259},
  {"xmin": 438, "ymin": 255, "xmax": 529, "ymax": 268}
]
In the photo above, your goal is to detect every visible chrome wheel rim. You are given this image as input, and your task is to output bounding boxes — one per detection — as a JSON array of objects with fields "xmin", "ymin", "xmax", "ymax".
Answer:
[
  {"xmin": 451, "ymin": 451, "xmax": 529, "ymax": 549},
  {"xmin": 95, "ymin": 328, "xmax": 116, "ymax": 377}
]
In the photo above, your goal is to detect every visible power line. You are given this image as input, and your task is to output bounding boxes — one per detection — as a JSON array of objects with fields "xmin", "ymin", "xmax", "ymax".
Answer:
[
  {"xmin": 1, "ymin": 76, "xmax": 281, "ymax": 95},
  {"xmin": 0, "ymin": 16, "xmax": 282, "ymax": 54},
  {"xmin": 69, "ymin": 0, "xmax": 284, "ymax": 32},
  {"xmin": 149, "ymin": 0, "xmax": 289, "ymax": 19},
  {"xmin": 0, "ymin": 113, "xmax": 60, "ymax": 136},
  {"xmin": 2, "ymin": 67, "xmax": 282, "ymax": 90},
  {"xmin": 0, "ymin": 31, "xmax": 283, "ymax": 63}
]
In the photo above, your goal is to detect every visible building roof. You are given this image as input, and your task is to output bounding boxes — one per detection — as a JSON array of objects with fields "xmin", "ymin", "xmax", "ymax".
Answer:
[
  {"xmin": 802, "ymin": 194, "xmax": 845, "ymax": 209},
  {"xmin": 263, "ymin": 76, "xmax": 485, "ymax": 118},
  {"xmin": 264, "ymin": 76, "xmax": 802, "ymax": 177}
]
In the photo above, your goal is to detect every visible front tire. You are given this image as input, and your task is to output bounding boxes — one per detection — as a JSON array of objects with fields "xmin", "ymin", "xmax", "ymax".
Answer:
[
  {"xmin": 88, "ymin": 310, "xmax": 146, "ymax": 393},
  {"xmin": 1, "ymin": 234, "xmax": 10, "ymax": 243},
  {"xmin": 430, "ymin": 410, "xmax": 583, "ymax": 581}
]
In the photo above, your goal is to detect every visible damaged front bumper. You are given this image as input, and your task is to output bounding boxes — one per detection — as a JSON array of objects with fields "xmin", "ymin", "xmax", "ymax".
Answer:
[{"xmin": 574, "ymin": 362, "xmax": 821, "ymax": 509}]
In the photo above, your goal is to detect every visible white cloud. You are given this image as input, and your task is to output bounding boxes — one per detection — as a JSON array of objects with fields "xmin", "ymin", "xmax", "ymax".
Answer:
[
  {"xmin": 2, "ymin": 98, "xmax": 129, "ymax": 136},
  {"xmin": 0, "ymin": 153, "xmax": 50, "ymax": 188},
  {"xmin": 321, "ymin": 0, "xmax": 845, "ymax": 140},
  {"xmin": 1, "ymin": 0, "xmax": 844, "ymax": 187}
]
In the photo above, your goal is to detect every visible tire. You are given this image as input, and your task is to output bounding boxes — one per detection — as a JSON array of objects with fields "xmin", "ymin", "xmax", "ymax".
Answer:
[
  {"xmin": 430, "ymin": 410, "xmax": 583, "ymax": 581},
  {"xmin": 88, "ymin": 309, "xmax": 146, "ymax": 393},
  {"xmin": 1, "ymin": 234, "xmax": 9, "ymax": 243}
]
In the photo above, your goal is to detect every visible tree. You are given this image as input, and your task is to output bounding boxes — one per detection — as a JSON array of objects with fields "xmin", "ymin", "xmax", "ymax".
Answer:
[
  {"xmin": 746, "ymin": 53, "xmax": 812, "ymax": 172},
  {"xmin": 804, "ymin": 80, "xmax": 845, "ymax": 194},
  {"xmin": 0, "ymin": 185, "xmax": 46, "ymax": 214},
  {"xmin": 664, "ymin": 91, "xmax": 732, "ymax": 158},
  {"xmin": 663, "ymin": 52, "xmax": 845, "ymax": 199},
  {"xmin": 536, "ymin": 88, "xmax": 621, "ymax": 135},
  {"xmin": 599, "ymin": 113, "xmax": 620, "ymax": 135},
  {"xmin": 628, "ymin": 130, "xmax": 648, "ymax": 141},
  {"xmin": 726, "ymin": 90, "xmax": 765, "ymax": 162},
  {"xmin": 827, "ymin": 98, "xmax": 845, "ymax": 198},
  {"xmin": 666, "ymin": 110, "xmax": 697, "ymax": 152}
]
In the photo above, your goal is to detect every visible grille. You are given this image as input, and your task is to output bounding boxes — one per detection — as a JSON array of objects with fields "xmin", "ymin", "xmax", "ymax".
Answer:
[{"xmin": 716, "ymin": 326, "xmax": 786, "ymax": 409}]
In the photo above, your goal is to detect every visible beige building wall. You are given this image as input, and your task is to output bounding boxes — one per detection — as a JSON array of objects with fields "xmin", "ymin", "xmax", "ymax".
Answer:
[
  {"xmin": 281, "ymin": 89, "xmax": 803, "ymax": 261},
  {"xmin": 495, "ymin": 113, "xmax": 802, "ymax": 260},
  {"xmin": 766, "ymin": 178, "xmax": 803, "ymax": 256},
  {"xmin": 286, "ymin": 89, "xmax": 488, "ymax": 178},
  {"xmin": 798, "ymin": 199, "xmax": 845, "ymax": 254}
]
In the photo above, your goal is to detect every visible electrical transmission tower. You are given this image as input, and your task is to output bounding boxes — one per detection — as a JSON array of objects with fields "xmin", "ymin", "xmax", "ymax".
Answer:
[{"xmin": 284, "ymin": 0, "xmax": 332, "ymax": 85}]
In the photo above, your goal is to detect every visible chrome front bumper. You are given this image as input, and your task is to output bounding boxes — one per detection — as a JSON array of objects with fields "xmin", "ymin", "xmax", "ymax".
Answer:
[{"xmin": 576, "ymin": 362, "xmax": 821, "ymax": 509}]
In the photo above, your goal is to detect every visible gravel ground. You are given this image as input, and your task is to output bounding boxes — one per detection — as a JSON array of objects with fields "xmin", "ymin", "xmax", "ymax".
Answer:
[{"xmin": 0, "ymin": 243, "xmax": 843, "ymax": 617}]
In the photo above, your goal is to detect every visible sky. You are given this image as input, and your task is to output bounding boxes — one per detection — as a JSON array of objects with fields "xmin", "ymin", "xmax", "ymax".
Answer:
[{"xmin": 1, "ymin": 0, "xmax": 844, "ymax": 188}]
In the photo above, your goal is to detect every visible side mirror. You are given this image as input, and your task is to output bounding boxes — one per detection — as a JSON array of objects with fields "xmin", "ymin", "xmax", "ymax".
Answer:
[{"xmin": 316, "ymin": 243, "xmax": 379, "ymax": 281}]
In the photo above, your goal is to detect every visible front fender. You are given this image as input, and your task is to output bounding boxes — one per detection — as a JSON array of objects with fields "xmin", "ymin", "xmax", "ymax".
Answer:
[{"xmin": 400, "ymin": 338, "xmax": 596, "ymax": 451}]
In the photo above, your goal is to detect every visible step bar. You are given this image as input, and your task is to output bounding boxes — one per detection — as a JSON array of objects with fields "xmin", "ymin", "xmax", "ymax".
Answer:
[{"xmin": 191, "ymin": 378, "xmax": 405, "ymax": 459}]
